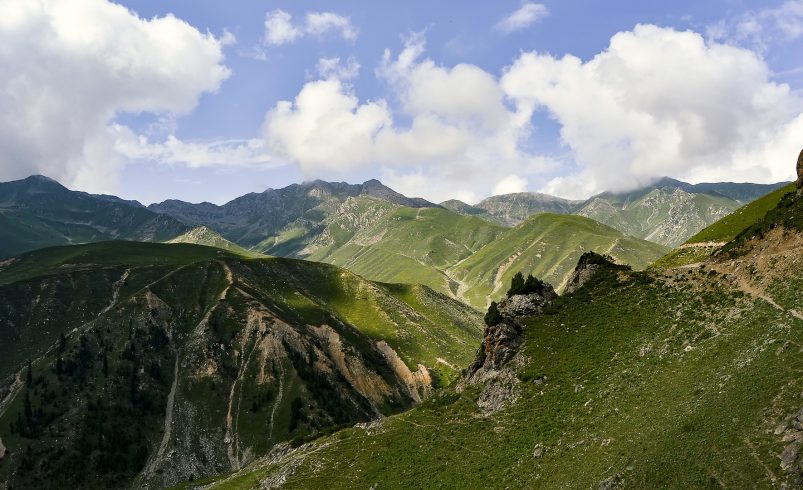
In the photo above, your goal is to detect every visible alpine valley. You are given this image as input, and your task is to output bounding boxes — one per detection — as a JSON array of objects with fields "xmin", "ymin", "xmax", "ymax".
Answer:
[{"xmin": 0, "ymin": 162, "xmax": 798, "ymax": 489}]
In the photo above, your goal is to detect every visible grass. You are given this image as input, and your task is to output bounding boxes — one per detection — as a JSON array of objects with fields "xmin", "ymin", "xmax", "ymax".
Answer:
[
  {"xmin": 652, "ymin": 184, "xmax": 797, "ymax": 269},
  {"xmin": 207, "ymin": 256, "xmax": 803, "ymax": 489},
  {"xmin": 453, "ymin": 213, "xmax": 669, "ymax": 307}
]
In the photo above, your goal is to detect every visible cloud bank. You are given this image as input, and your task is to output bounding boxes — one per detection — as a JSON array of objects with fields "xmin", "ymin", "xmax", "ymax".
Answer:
[{"xmin": 0, "ymin": 0, "xmax": 230, "ymax": 192}]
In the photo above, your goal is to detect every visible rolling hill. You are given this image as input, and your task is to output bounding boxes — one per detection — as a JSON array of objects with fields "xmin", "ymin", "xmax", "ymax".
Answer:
[
  {"xmin": 190, "ymin": 167, "xmax": 803, "ymax": 489},
  {"xmin": 450, "ymin": 213, "xmax": 669, "ymax": 308},
  {"xmin": 0, "ymin": 241, "xmax": 482, "ymax": 489}
]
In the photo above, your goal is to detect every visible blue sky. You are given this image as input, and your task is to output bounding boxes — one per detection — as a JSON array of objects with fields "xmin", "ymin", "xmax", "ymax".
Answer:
[{"xmin": 2, "ymin": 0, "xmax": 802, "ymax": 204}]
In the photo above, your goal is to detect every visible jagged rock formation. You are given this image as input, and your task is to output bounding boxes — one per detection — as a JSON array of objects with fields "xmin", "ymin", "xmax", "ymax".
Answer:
[
  {"xmin": 797, "ymin": 149, "xmax": 803, "ymax": 192},
  {"xmin": 459, "ymin": 281, "xmax": 556, "ymax": 413},
  {"xmin": 563, "ymin": 251, "xmax": 626, "ymax": 295}
]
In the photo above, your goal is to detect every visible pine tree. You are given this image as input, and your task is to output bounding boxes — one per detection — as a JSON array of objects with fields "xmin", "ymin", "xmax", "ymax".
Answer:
[
  {"xmin": 26, "ymin": 360, "xmax": 33, "ymax": 387},
  {"xmin": 507, "ymin": 272, "xmax": 525, "ymax": 296},
  {"xmin": 484, "ymin": 301, "xmax": 502, "ymax": 326},
  {"xmin": 58, "ymin": 332, "xmax": 67, "ymax": 353}
]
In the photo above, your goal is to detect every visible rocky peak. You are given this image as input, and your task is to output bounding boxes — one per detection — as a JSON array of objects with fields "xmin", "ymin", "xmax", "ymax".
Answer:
[
  {"xmin": 563, "ymin": 251, "xmax": 618, "ymax": 295},
  {"xmin": 465, "ymin": 282, "xmax": 556, "ymax": 376},
  {"xmin": 797, "ymin": 149, "xmax": 802, "ymax": 192}
]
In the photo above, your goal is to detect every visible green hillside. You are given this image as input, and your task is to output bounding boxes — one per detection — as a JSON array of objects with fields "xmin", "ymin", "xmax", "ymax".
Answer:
[
  {"xmin": 0, "ymin": 176, "xmax": 189, "ymax": 258},
  {"xmin": 0, "ymin": 241, "xmax": 481, "ymax": 489},
  {"xmin": 306, "ymin": 199, "xmax": 506, "ymax": 297},
  {"xmin": 451, "ymin": 213, "xmax": 669, "ymax": 307},
  {"xmin": 576, "ymin": 187, "xmax": 741, "ymax": 247},
  {"xmin": 167, "ymin": 226, "xmax": 264, "ymax": 257},
  {"xmin": 195, "ymin": 190, "xmax": 803, "ymax": 489},
  {"xmin": 653, "ymin": 183, "xmax": 796, "ymax": 269}
]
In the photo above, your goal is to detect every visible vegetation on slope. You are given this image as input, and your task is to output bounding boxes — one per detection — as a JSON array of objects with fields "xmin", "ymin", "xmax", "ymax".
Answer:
[
  {"xmin": 200, "ymin": 224, "xmax": 803, "ymax": 488},
  {"xmin": 167, "ymin": 226, "xmax": 264, "ymax": 257},
  {"xmin": 652, "ymin": 183, "xmax": 796, "ymax": 269},
  {"xmin": 452, "ymin": 213, "xmax": 668, "ymax": 307},
  {"xmin": 306, "ymin": 199, "xmax": 505, "ymax": 298},
  {"xmin": 0, "ymin": 241, "xmax": 481, "ymax": 489},
  {"xmin": 0, "ymin": 176, "xmax": 188, "ymax": 258}
]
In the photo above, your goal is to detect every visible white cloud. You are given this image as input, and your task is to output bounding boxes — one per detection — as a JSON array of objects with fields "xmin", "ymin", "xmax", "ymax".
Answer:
[
  {"xmin": 306, "ymin": 12, "xmax": 358, "ymax": 41},
  {"xmin": 316, "ymin": 56, "xmax": 361, "ymax": 81},
  {"xmin": 501, "ymin": 24, "xmax": 803, "ymax": 198},
  {"xmin": 495, "ymin": 3, "xmax": 549, "ymax": 34},
  {"xmin": 112, "ymin": 125, "xmax": 279, "ymax": 169},
  {"xmin": 263, "ymin": 78, "xmax": 391, "ymax": 173},
  {"xmin": 0, "ymin": 0, "xmax": 231, "ymax": 193},
  {"xmin": 708, "ymin": 0, "xmax": 803, "ymax": 50},
  {"xmin": 264, "ymin": 10, "xmax": 302, "ymax": 45},
  {"xmin": 492, "ymin": 174, "xmax": 528, "ymax": 195},
  {"xmin": 263, "ymin": 9, "xmax": 357, "ymax": 46},
  {"xmin": 263, "ymin": 34, "xmax": 548, "ymax": 202}
]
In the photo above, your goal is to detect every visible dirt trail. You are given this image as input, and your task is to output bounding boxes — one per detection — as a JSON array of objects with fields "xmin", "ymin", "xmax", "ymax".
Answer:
[
  {"xmin": 144, "ymin": 351, "xmax": 180, "ymax": 476},
  {"xmin": 100, "ymin": 269, "xmax": 130, "ymax": 315}
]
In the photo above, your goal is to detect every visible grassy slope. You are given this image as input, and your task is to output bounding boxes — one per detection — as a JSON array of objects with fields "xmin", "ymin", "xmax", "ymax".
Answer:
[
  {"xmin": 0, "ymin": 241, "xmax": 482, "ymax": 488},
  {"xmin": 167, "ymin": 226, "xmax": 264, "ymax": 257},
  {"xmin": 206, "ymin": 246, "xmax": 803, "ymax": 489},
  {"xmin": 452, "ymin": 213, "xmax": 669, "ymax": 307},
  {"xmin": 307, "ymin": 201, "xmax": 506, "ymax": 299},
  {"xmin": 653, "ymin": 183, "xmax": 796, "ymax": 269}
]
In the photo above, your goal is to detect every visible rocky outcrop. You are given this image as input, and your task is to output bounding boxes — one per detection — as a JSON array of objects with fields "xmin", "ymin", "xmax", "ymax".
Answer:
[
  {"xmin": 564, "ymin": 251, "xmax": 621, "ymax": 295},
  {"xmin": 797, "ymin": 149, "xmax": 803, "ymax": 192},
  {"xmin": 459, "ymin": 281, "xmax": 557, "ymax": 414}
]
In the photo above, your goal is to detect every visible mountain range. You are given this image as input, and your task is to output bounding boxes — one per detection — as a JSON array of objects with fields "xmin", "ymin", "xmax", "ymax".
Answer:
[
  {"xmin": 0, "ymin": 158, "xmax": 800, "ymax": 488},
  {"xmin": 442, "ymin": 177, "xmax": 787, "ymax": 247},
  {"xmin": 0, "ymin": 174, "xmax": 784, "ymax": 310}
]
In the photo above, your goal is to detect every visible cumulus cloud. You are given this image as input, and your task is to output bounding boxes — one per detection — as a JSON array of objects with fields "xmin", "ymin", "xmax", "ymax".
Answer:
[
  {"xmin": 112, "ymin": 125, "xmax": 278, "ymax": 169},
  {"xmin": 492, "ymin": 174, "xmax": 528, "ymax": 195},
  {"xmin": 501, "ymin": 24, "xmax": 803, "ymax": 198},
  {"xmin": 262, "ymin": 34, "xmax": 548, "ymax": 202},
  {"xmin": 263, "ymin": 78, "xmax": 391, "ymax": 173},
  {"xmin": 0, "ymin": 0, "xmax": 230, "ymax": 192},
  {"xmin": 263, "ymin": 9, "xmax": 357, "ymax": 46},
  {"xmin": 316, "ymin": 56, "xmax": 361, "ymax": 81},
  {"xmin": 708, "ymin": 0, "xmax": 803, "ymax": 50},
  {"xmin": 495, "ymin": 3, "xmax": 549, "ymax": 34}
]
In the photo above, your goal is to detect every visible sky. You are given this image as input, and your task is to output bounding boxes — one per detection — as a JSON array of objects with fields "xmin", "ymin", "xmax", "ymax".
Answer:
[{"xmin": 1, "ymin": 0, "xmax": 802, "ymax": 205}]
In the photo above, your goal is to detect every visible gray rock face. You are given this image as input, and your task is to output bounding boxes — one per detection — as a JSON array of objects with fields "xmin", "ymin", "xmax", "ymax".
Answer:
[
  {"xmin": 797, "ymin": 149, "xmax": 803, "ymax": 192},
  {"xmin": 459, "ymin": 284, "xmax": 557, "ymax": 414},
  {"xmin": 564, "ymin": 251, "xmax": 620, "ymax": 295},
  {"xmin": 497, "ymin": 287, "xmax": 557, "ymax": 320}
]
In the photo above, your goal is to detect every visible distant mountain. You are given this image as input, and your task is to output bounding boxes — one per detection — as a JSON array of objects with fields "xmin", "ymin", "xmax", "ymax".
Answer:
[
  {"xmin": 0, "ymin": 241, "xmax": 481, "ymax": 488},
  {"xmin": 0, "ymin": 175, "xmax": 188, "ymax": 258},
  {"xmin": 442, "ymin": 193, "xmax": 582, "ymax": 227},
  {"xmin": 450, "ymin": 213, "xmax": 669, "ymax": 307},
  {"xmin": 148, "ymin": 179, "xmax": 439, "ymax": 255},
  {"xmin": 445, "ymin": 178, "xmax": 788, "ymax": 247}
]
